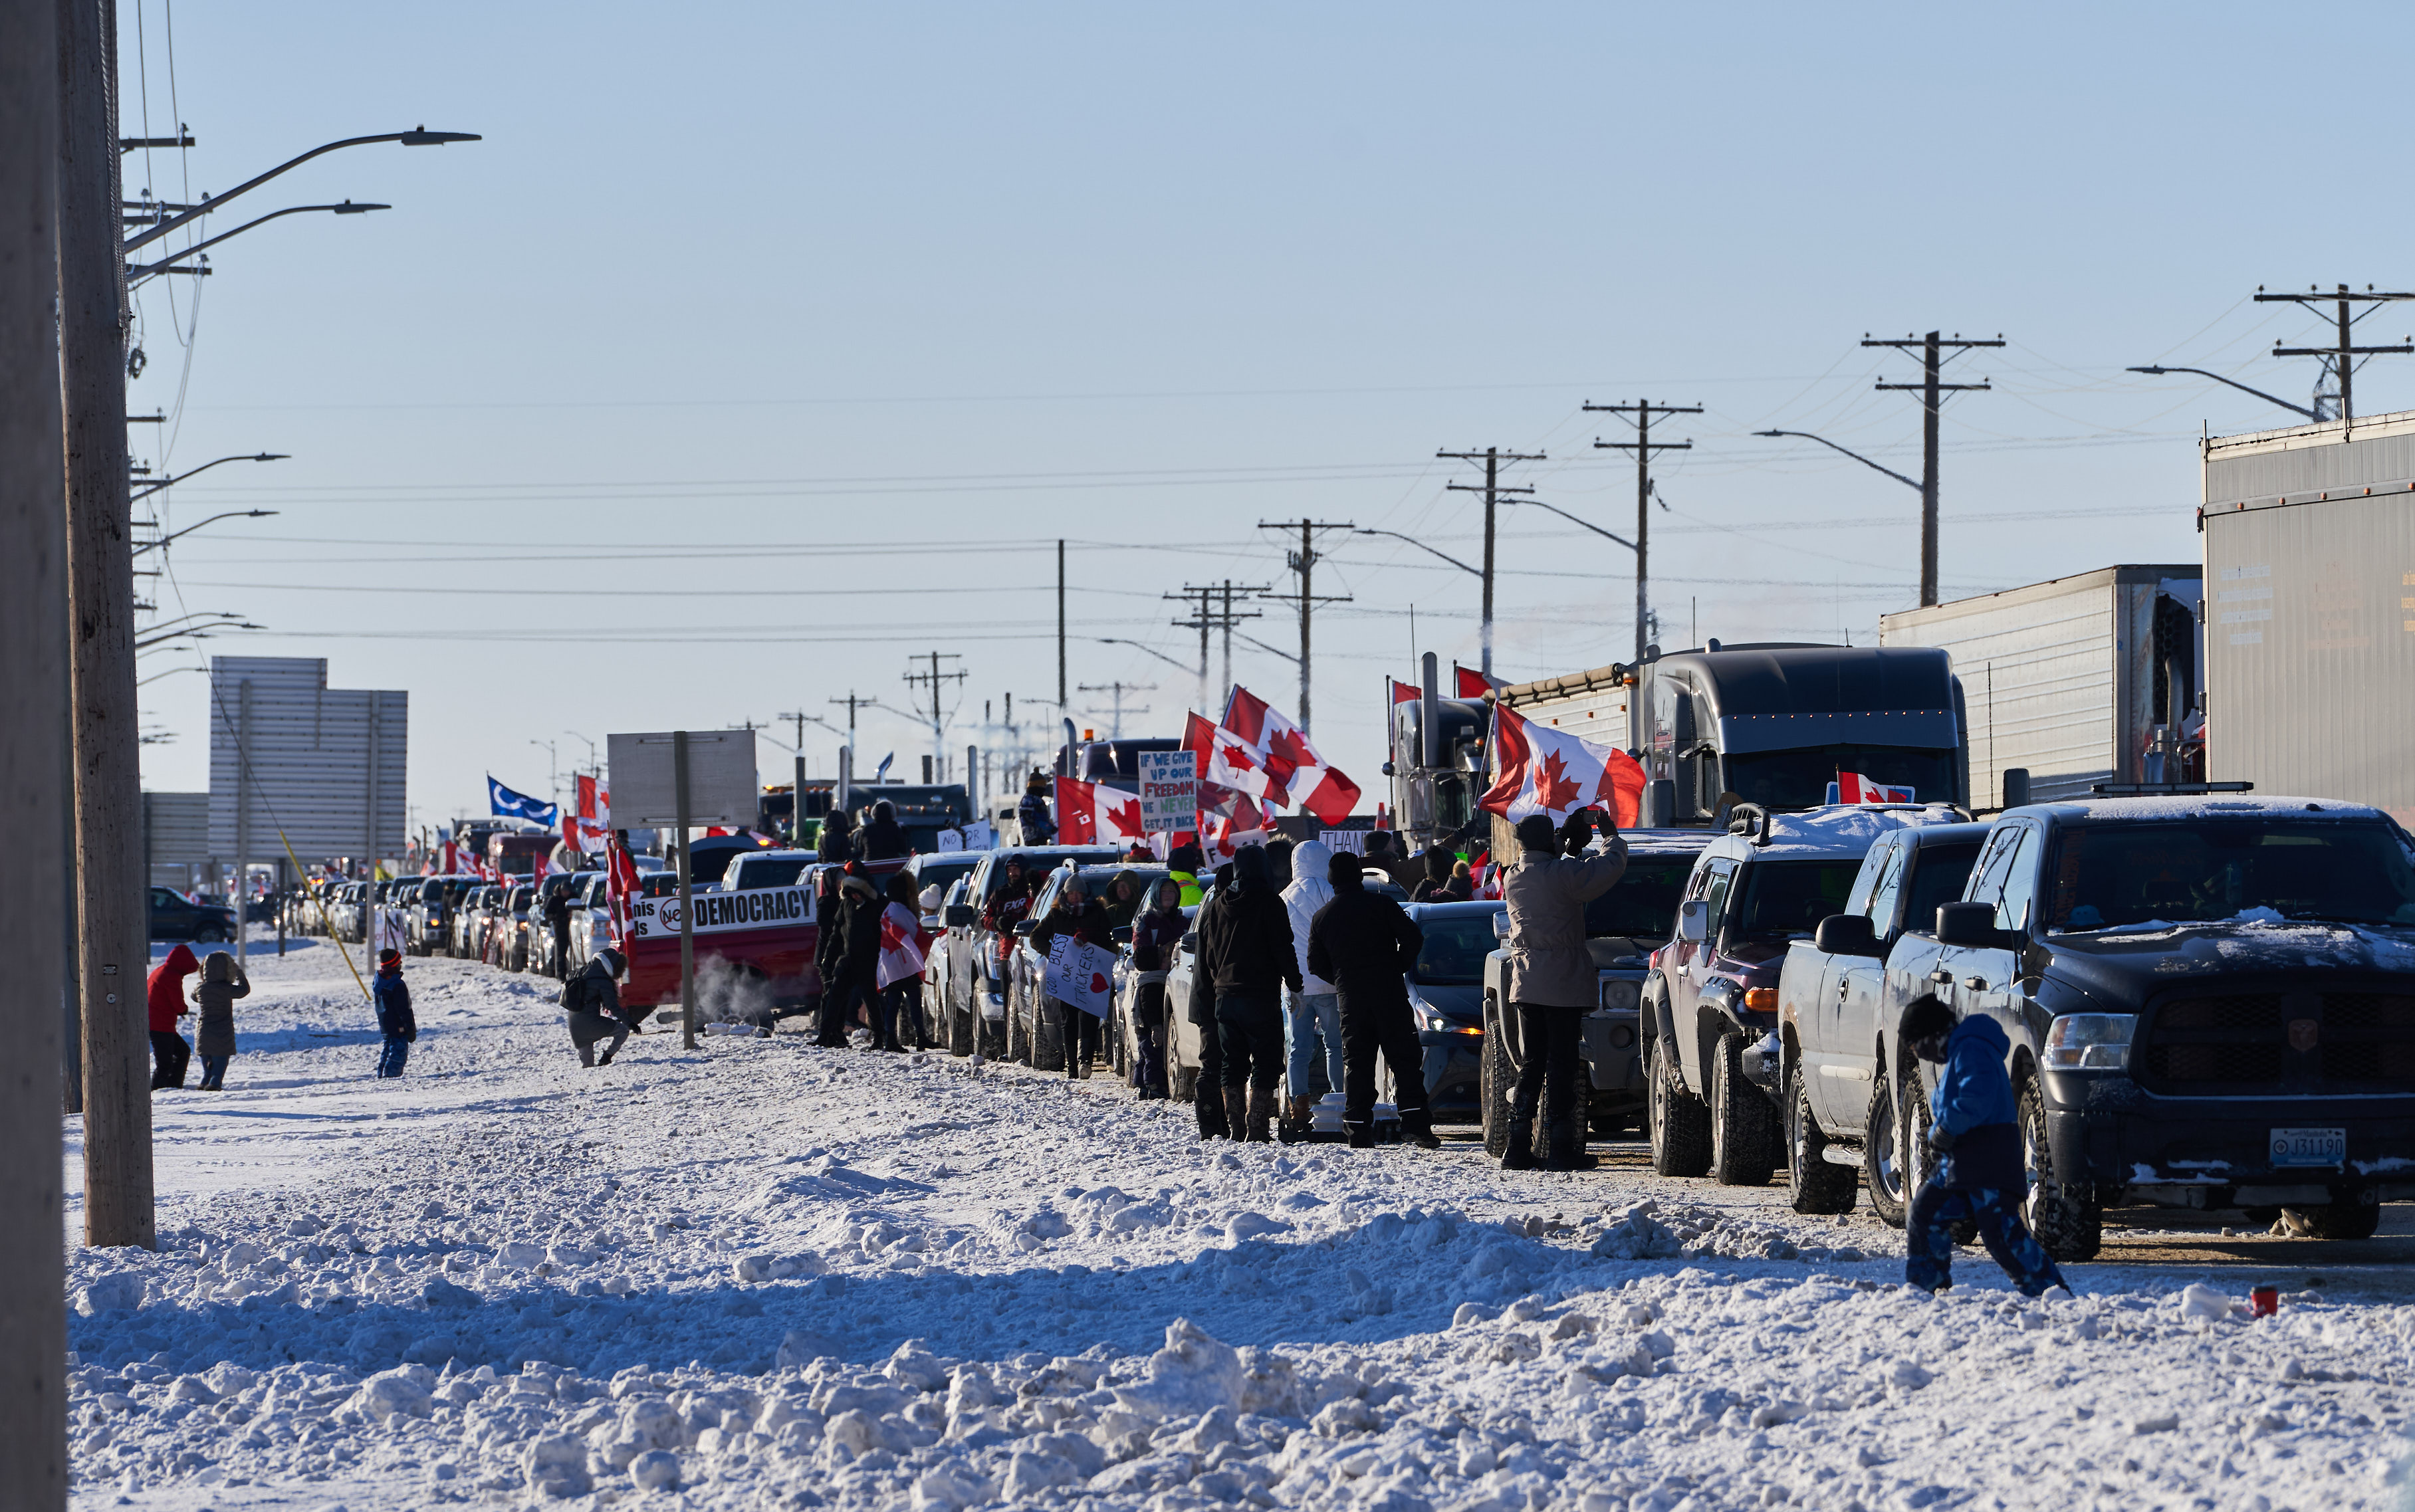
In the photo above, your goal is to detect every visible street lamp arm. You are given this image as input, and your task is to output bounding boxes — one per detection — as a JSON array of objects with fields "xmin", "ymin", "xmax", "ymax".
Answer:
[
  {"xmin": 127, "ymin": 204, "xmax": 388, "ymax": 278},
  {"xmin": 130, "ymin": 453, "xmax": 288, "ymax": 504},
  {"xmin": 122, "ymin": 128, "xmax": 479, "ymax": 254},
  {"xmin": 1509, "ymin": 498, "xmax": 1636, "ymax": 553},
  {"xmin": 1354, "ymin": 527, "xmax": 1482, "ymax": 577},
  {"xmin": 2125, "ymin": 366, "xmax": 2319, "ymax": 422},
  {"xmin": 1233, "ymin": 631, "xmax": 1300, "ymax": 665},
  {"xmin": 1752, "ymin": 429, "xmax": 1923, "ymax": 491},
  {"xmin": 1100, "ymin": 637, "xmax": 1203, "ymax": 677},
  {"xmin": 132, "ymin": 509, "xmax": 280, "ymax": 552}
]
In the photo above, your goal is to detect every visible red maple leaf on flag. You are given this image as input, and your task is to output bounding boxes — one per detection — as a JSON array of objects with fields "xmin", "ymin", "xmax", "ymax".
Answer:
[
  {"xmin": 1268, "ymin": 728, "xmax": 1316, "ymax": 768},
  {"xmin": 1219, "ymin": 741, "xmax": 1258, "ymax": 772},
  {"xmin": 1105, "ymin": 796, "xmax": 1143, "ymax": 835},
  {"xmin": 879, "ymin": 913, "xmax": 911, "ymax": 952},
  {"xmin": 1535, "ymin": 749, "xmax": 1583, "ymax": 813}
]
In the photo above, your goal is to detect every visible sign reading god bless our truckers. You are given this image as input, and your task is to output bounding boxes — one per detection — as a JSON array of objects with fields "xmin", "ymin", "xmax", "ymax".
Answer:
[
  {"xmin": 1135, "ymin": 750, "xmax": 1197, "ymax": 833},
  {"xmin": 628, "ymin": 886, "xmax": 814, "ymax": 942}
]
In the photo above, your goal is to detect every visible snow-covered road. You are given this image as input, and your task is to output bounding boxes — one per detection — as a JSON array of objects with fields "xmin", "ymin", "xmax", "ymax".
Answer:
[{"xmin": 64, "ymin": 936, "xmax": 2415, "ymax": 1510}]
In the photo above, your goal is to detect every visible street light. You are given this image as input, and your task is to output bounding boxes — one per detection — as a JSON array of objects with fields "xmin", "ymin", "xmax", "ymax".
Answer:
[
  {"xmin": 122, "ymin": 127, "xmax": 480, "ymax": 255},
  {"xmin": 1096, "ymin": 637, "xmax": 1203, "ymax": 677},
  {"xmin": 2125, "ymin": 366, "xmax": 2318, "ymax": 423},
  {"xmin": 129, "ymin": 452, "xmax": 287, "ymax": 504},
  {"xmin": 126, "ymin": 203, "xmax": 388, "ymax": 283},
  {"xmin": 134, "ymin": 611, "xmax": 259, "ymax": 651},
  {"xmin": 1353, "ymin": 527, "xmax": 1483, "ymax": 578},
  {"xmin": 1506, "ymin": 498, "xmax": 1637, "ymax": 554},
  {"xmin": 1752, "ymin": 429, "xmax": 1922, "ymax": 492},
  {"xmin": 132, "ymin": 510, "xmax": 281, "ymax": 554}
]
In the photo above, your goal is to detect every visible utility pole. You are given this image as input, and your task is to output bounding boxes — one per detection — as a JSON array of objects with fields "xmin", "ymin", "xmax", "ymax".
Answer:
[
  {"xmin": 1437, "ymin": 448, "xmax": 1543, "ymax": 679},
  {"xmin": 901, "ymin": 651, "xmax": 968, "ymax": 756},
  {"xmin": 1056, "ymin": 539, "xmax": 1067, "ymax": 714},
  {"xmin": 1166, "ymin": 581, "xmax": 1266, "ymax": 714},
  {"xmin": 4, "ymin": 0, "xmax": 72, "ymax": 1491},
  {"xmin": 1861, "ymin": 332, "xmax": 2001, "ymax": 607},
  {"xmin": 829, "ymin": 691, "xmax": 865, "ymax": 734},
  {"xmin": 2256, "ymin": 284, "xmax": 2415, "ymax": 433},
  {"xmin": 1256, "ymin": 520, "xmax": 1354, "ymax": 733},
  {"xmin": 1077, "ymin": 682, "xmax": 1155, "ymax": 738},
  {"xmin": 1587, "ymin": 402, "xmax": 1700, "ymax": 664},
  {"xmin": 62, "ymin": 0, "xmax": 152, "ymax": 1251}
]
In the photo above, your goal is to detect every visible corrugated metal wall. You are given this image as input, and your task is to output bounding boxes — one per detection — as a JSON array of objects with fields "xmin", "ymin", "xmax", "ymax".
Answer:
[
  {"xmin": 143, "ymin": 791, "xmax": 209, "ymax": 885},
  {"xmin": 2203, "ymin": 493, "xmax": 2415, "ymax": 822},
  {"xmin": 207, "ymin": 656, "xmax": 409, "ymax": 861},
  {"xmin": 1881, "ymin": 571, "xmax": 2147, "ymax": 805}
]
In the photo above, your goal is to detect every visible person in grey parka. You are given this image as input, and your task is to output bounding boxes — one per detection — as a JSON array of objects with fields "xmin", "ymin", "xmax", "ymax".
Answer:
[
  {"xmin": 192, "ymin": 950, "xmax": 250, "ymax": 1091},
  {"xmin": 1498, "ymin": 809, "xmax": 1628, "ymax": 1170},
  {"xmin": 565, "ymin": 947, "xmax": 640, "ymax": 1067}
]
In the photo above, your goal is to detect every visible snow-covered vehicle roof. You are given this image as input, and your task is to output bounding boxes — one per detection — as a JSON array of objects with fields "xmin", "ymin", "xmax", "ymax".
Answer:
[
  {"xmin": 1728, "ymin": 803, "xmax": 1969, "ymax": 858},
  {"xmin": 2015, "ymin": 794, "xmax": 2391, "ymax": 825}
]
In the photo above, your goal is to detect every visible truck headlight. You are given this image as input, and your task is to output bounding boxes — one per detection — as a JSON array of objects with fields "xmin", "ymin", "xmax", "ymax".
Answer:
[
  {"xmin": 1599, "ymin": 980, "xmax": 1641, "ymax": 1014},
  {"xmin": 2043, "ymin": 1014, "xmax": 2134, "ymax": 1071}
]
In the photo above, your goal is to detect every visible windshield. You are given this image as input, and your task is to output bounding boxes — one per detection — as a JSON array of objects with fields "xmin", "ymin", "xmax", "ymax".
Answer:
[
  {"xmin": 1727, "ymin": 859, "xmax": 1862, "ymax": 941},
  {"xmin": 982, "ymin": 849, "xmax": 1118, "ymax": 900},
  {"xmin": 1903, "ymin": 841, "xmax": 1982, "ymax": 932},
  {"xmin": 2046, "ymin": 821, "xmax": 2415, "ymax": 930},
  {"xmin": 1722, "ymin": 746, "xmax": 1960, "ymax": 810},
  {"xmin": 731, "ymin": 857, "xmax": 814, "ymax": 890},
  {"xmin": 1414, "ymin": 913, "xmax": 1500, "ymax": 986},
  {"xmin": 641, "ymin": 874, "xmax": 681, "ymax": 898},
  {"xmin": 913, "ymin": 859, "xmax": 980, "ymax": 897},
  {"xmin": 1582, "ymin": 856, "xmax": 1694, "ymax": 939}
]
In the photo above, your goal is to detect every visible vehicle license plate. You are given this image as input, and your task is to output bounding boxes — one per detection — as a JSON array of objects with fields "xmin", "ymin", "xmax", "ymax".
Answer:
[{"xmin": 2269, "ymin": 1127, "xmax": 2346, "ymax": 1168}]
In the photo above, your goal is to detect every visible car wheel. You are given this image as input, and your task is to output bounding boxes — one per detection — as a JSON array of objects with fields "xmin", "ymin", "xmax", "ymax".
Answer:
[
  {"xmin": 2018, "ymin": 1074, "xmax": 2103, "ymax": 1261},
  {"xmin": 1479, "ymin": 997, "xmax": 1515, "ymax": 1158},
  {"xmin": 1709, "ymin": 1031, "xmax": 1778, "ymax": 1186},
  {"xmin": 1785, "ymin": 1061, "xmax": 1857, "ymax": 1214},
  {"xmin": 2277, "ymin": 1194, "xmax": 2381, "ymax": 1240},
  {"xmin": 1004, "ymin": 980, "xmax": 1027, "ymax": 1063},
  {"xmin": 1864, "ymin": 1062, "xmax": 1910, "ymax": 1229},
  {"xmin": 1167, "ymin": 1024, "xmax": 1194, "ymax": 1103},
  {"xmin": 1647, "ymin": 1035, "xmax": 1712, "ymax": 1178},
  {"xmin": 948, "ymin": 982, "xmax": 973, "ymax": 1057},
  {"xmin": 1034, "ymin": 996, "xmax": 1064, "ymax": 1073}
]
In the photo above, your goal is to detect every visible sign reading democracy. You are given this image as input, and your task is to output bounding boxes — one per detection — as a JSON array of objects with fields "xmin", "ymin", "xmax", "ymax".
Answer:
[
  {"xmin": 629, "ymin": 885, "xmax": 814, "ymax": 942},
  {"xmin": 1135, "ymin": 750, "xmax": 1199, "ymax": 833}
]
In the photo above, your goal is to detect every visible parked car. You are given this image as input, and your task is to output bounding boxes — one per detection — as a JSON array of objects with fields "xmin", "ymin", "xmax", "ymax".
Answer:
[
  {"xmin": 1773, "ymin": 819, "xmax": 1988, "ymax": 1220},
  {"xmin": 1478, "ymin": 831, "xmax": 1710, "ymax": 1154},
  {"xmin": 1401, "ymin": 899, "xmax": 1508, "ymax": 1123},
  {"xmin": 1642, "ymin": 805, "xmax": 1965, "ymax": 1187},
  {"xmin": 567, "ymin": 873, "xmax": 616, "ymax": 973},
  {"xmin": 495, "ymin": 883, "xmax": 535, "ymax": 970},
  {"xmin": 1885, "ymin": 794, "xmax": 2412, "ymax": 1257},
  {"xmin": 721, "ymin": 849, "xmax": 818, "ymax": 892},
  {"xmin": 403, "ymin": 876, "xmax": 483, "ymax": 957},
  {"xmin": 149, "ymin": 886, "xmax": 236, "ymax": 944},
  {"xmin": 528, "ymin": 873, "xmax": 594, "ymax": 978},
  {"xmin": 943, "ymin": 845, "xmax": 1120, "ymax": 1058}
]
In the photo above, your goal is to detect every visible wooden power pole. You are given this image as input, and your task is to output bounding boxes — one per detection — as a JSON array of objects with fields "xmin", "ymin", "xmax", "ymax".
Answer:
[
  {"xmin": 1255, "ymin": 520, "xmax": 1353, "ymax": 733},
  {"xmin": 3, "ymin": 0, "xmax": 72, "ymax": 1493},
  {"xmin": 60, "ymin": 0, "xmax": 154, "ymax": 1248},
  {"xmin": 1862, "ymin": 332, "xmax": 2001, "ymax": 607},
  {"xmin": 1437, "ymin": 447, "xmax": 1542, "ymax": 679},
  {"xmin": 1587, "ymin": 401, "xmax": 1701, "ymax": 663}
]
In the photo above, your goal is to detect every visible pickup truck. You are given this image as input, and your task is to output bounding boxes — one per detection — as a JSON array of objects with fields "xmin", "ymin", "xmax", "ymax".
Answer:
[
  {"xmin": 1642, "ymin": 804, "xmax": 1968, "ymax": 1187},
  {"xmin": 1886, "ymin": 793, "xmax": 2415, "ymax": 1257},
  {"xmin": 1773, "ymin": 821, "xmax": 1988, "ymax": 1220},
  {"xmin": 941, "ymin": 845, "xmax": 1121, "ymax": 1057},
  {"xmin": 1478, "ymin": 832, "xmax": 1705, "ymax": 1154},
  {"xmin": 622, "ymin": 876, "xmax": 820, "ymax": 1020}
]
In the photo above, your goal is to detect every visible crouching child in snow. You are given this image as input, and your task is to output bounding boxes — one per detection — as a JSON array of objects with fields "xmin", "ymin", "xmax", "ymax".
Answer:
[
  {"xmin": 1902, "ymin": 997, "xmax": 2069, "ymax": 1297},
  {"xmin": 374, "ymin": 948, "xmax": 416, "ymax": 1077}
]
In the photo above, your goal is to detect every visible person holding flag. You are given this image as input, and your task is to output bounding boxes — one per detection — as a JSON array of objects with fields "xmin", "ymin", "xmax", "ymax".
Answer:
[{"xmin": 875, "ymin": 871, "xmax": 934, "ymax": 1051}]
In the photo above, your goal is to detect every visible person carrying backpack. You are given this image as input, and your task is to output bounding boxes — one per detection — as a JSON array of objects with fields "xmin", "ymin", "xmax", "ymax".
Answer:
[{"xmin": 564, "ymin": 946, "xmax": 637, "ymax": 1067}]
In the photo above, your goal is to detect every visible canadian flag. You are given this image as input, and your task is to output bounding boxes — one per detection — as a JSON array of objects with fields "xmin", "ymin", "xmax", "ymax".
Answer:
[
  {"xmin": 1836, "ymin": 771, "xmax": 1914, "ymax": 805},
  {"xmin": 876, "ymin": 900, "xmax": 931, "ymax": 990},
  {"xmin": 1479, "ymin": 702, "xmax": 1647, "ymax": 828},
  {"xmin": 605, "ymin": 835, "xmax": 641, "ymax": 948},
  {"xmin": 1220, "ymin": 686, "xmax": 1362, "ymax": 824},
  {"xmin": 1204, "ymin": 810, "xmax": 1268, "ymax": 863},
  {"xmin": 1055, "ymin": 776, "xmax": 1147, "ymax": 847},
  {"xmin": 1454, "ymin": 665, "xmax": 1500, "ymax": 699}
]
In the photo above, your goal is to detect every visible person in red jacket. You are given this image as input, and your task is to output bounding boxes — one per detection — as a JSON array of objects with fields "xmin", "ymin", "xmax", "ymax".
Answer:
[{"xmin": 146, "ymin": 944, "xmax": 199, "ymax": 1090}]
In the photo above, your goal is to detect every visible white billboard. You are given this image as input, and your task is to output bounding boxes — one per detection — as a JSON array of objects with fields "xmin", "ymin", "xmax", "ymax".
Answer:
[
  {"xmin": 207, "ymin": 657, "xmax": 407, "ymax": 862},
  {"xmin": 608, "ymin": 730, "xmax": 758, "ymax": 827}
]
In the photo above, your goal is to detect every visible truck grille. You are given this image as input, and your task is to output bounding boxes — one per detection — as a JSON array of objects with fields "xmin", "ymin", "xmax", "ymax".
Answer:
[{"xmin": 2138, "ymin": 989, "xmax": 2415, "ymax": 1095}]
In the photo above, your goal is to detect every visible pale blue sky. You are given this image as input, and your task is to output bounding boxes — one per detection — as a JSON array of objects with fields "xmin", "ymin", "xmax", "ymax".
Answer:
[{"xmin": 128, "ymin": 1, "xmax": 2415, "ymax": 826}]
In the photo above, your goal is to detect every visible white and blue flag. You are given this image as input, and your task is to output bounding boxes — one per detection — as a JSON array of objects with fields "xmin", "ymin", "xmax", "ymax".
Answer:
[{"xmin": 488, "ymin": 775, "xmax": 558, "ymax": 826}]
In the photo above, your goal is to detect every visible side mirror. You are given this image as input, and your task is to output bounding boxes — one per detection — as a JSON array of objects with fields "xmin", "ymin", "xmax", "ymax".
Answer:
[
  {"xmin": 1112, "ymin": 925, "xmax": 1133, "ymax": 944},
  {"xmin": 1180, "ymin": 930, "xmax": 1199, "ymax": 952},
  {"xmin": 1492, "ymin": 912, "xmax": 1512, "ymax": 942},
  {"xmin": 1813, "ymin": 913, "xmax": 1883, "ymax": 958},
  {"xmin": 945, "ymin": 904, "xmax": 977, "ymax": 927},
  {"xmin": 1935, "ymin": 901, "xmax": 2003, "ymax": 948},
  {"xmin": 1676, "ymin": 899, "xmax": 1710, "ymax": 944}
]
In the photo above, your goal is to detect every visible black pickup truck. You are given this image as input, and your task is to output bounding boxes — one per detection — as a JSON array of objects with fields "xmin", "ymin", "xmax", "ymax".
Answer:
[{"xmin": 1843, "ymin": 794, "xmax": 2415, "ymax": 1260}]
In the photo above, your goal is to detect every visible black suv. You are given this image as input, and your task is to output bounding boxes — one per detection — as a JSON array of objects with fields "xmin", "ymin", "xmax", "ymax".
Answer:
[
  {"xmin": 149, "ymin": 887, "xmax": 236, "ymax": 944},
  {"xmin": 1922, "ymin": 794, "xmax": 2415, "ymax": 1257}
]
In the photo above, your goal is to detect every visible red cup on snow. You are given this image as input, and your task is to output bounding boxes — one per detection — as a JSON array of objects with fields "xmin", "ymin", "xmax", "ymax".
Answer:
[{"xmin": 2249, "ymin": 1285, "xmax": 2279, "ymax": 1318}]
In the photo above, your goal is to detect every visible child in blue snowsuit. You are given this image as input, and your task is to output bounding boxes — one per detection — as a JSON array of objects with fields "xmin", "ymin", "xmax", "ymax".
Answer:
[
  {"xmin": 373, "ymin": 948, "xmax": 416, "ymax": 1077},
  {"xmin": 1903, "ymin": 997, "xmax": 2068, "ymax": 1297}
]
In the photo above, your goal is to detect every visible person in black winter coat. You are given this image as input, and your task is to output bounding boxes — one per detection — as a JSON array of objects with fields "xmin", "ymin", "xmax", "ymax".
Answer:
[
  {"xmin": 812, "ymin": 866, "xmax": 850, "ymax": 1045},
  {"xmin": 1016, "ymin": 770, "xmax": 1056, "ymax": 845},
  {"xmin": 1030, "ymin": 873, "xmax": 1115, "ymax": 1078},
  {"xmin": 1128, "ymin": 877, "xmax": 1183, "ymax": 1101},
  {"xmin": 1308, "ymin": 848, "xmax": 1440, "ymax": 1149},
  {"xmin": 372, "ymin": 949, "xmax": 415, "ymax": 1078},
  {"xmin": 564, "ymin": 947, "xmax": 639, "ymax": 1067},
  {"xmin": 838, "ymin": 867, "xmax": 889, "ymax": 1048},
  {"xmin": 541, "ymin": 882, "xmax": 574, "ymax": 978},
  {"xmin": 1192, "ymin": 845, "xmax": 1301, "ymax": 1142},
  {"xmin": 857, "ymin": 800, "xmax": 910, "ymax": 862},
  {"xmin": 816, "ymin": 809, "xmax": 855, "ymax": 864}
]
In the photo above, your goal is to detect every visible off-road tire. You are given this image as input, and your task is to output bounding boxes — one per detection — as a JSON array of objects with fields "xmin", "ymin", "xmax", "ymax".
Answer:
[
  {"xmin": 1785, "ymin": 1063, "xmax": 1858, "ymax": 1214},
  {"xmin": 1480, "ymin": 997, "xmax": 1516, "ymax": 1158},
  {"xmin": 2279, "ymin": 1196, "xmax": 2381, "ymax": 1240},
  {"xmin": 1865, "ymin": 1063, "xmax": 1912, "ymax": 1228},
  {"xmin": 1647, "ymin": 1035, "xmax": 1712, "ymax": 1178},
  {"xmin": 2018, "ymin": 1075, "xmax": 2103, "ymax": 1262},
  {"xmin": 1710, "ymin": 1031, "xmax": 1778, "ymax": 1186}
]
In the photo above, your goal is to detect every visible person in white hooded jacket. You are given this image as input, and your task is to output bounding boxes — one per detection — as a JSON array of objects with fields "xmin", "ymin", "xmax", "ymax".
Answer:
[{"xmin": 1280, "ymin": 837, "xmax": 1345, "ymax": 1133}]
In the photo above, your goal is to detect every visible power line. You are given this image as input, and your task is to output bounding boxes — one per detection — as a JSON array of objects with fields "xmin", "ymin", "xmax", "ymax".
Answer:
[
  {"xmin": 2255, "ymin": 283, "xmax": 2415, "ymax": 427},
  {"xmin": 1165, "ymin": 580, "xmax": 1268, "ymax": 714},
  {"xmin": 1076, "ymin": 681, "xmax": 1154, "ymax": 738}
]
